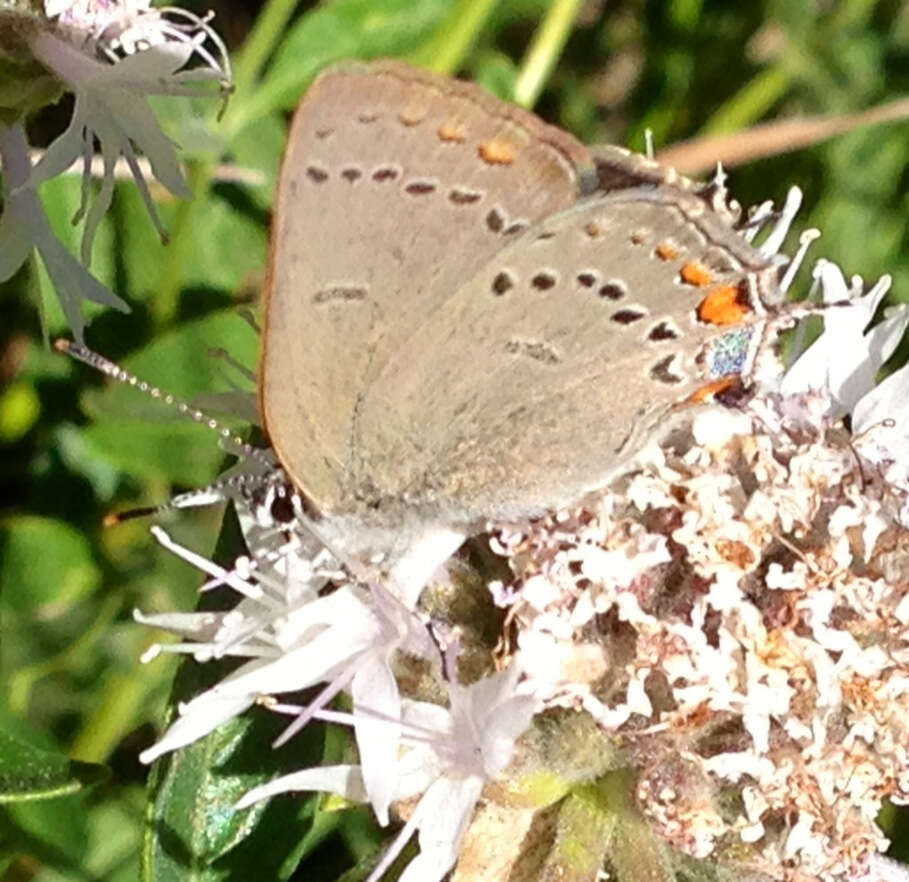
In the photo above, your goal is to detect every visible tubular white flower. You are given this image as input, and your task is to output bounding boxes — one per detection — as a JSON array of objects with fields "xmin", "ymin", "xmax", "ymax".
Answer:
[
  {"xmin": 0, "ymin": 122, "xmax": 128, "ymax": 341},
  {"xmin": 782, "ymin": 262, "xmax": 898, "ymax": 412},
  {"xmin": 236, "ymin": 663, "xmax": 537, "ymax": 882},
  {"xmin": 27, "ymin": 2, "xmax": 230, "ymax": 263},
  {"xmin": 138, "ymin": 527, "xmax": 433, "ymax": 770}
]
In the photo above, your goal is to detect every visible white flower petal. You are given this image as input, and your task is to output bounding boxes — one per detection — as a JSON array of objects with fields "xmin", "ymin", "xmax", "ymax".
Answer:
[
  {"xmin": 398, "ymin": 776, "xmax": 485, "ymax": 882},
  {"xmin": 781, "ymin": 263, "xmax": 891, "ymax": 408},
  {"xmin": 393, "ymin": 748, "xmax": 443, "ymax": 802},
  {"xmin": 854, "ymin": 358, "xmax": 909, "ymax": 437},
  {"xmin": 140, "ymin": 692, "xmax": 254, "ymax": 764},
  {"xmin": 352, "ymin": 654, "xmax": 402, "ymax": 827},
  {"xmin": 210, "ymin": 629, "xmax": 361, "ymax": 697},
  {"xmin": 132, "ymin": 608, "xmax": 221, "ymax": 639},
  {"xmin": 235, "ymin": 764, "xmax": 367, "ymax": 810}
]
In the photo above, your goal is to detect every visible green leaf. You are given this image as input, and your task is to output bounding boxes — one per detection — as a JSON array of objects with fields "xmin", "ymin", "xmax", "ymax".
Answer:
[
  {"xmin": 142, "ymin": 510, "xmax": 329, "ymax": 882},
  {"xmin": 112, "ymin": 181, "xmax": 267, "ymax": 306},
  {"xmin": 74, "ymin": 311, "xmax": 259, "ymax": 485},
  {"xmin": 90, "ymin": 311, "xmax": 257, "ymax": 415},
  {"xmin": 176, "ymin": 192, "xmax": 268, "ymax": 295},
  {"xmin": 0, "ymin": 515, "xmax": 102, "ymax": 612},
  {"xmin": 142, "ymin": 711, "xmax": 328, "ymax": 882},
  {"xmin": 471, "ymin": 50, "xmax": 520, "ymax": 100},
  {"xmin": 231, "ymin": 0, "xmax": 454, "ymax": 132},
  {"xmin": 79, "ymin": 418, "xmax": 236, "ymax": 487},
  {"xmin": 0, "ymin": 729, "xmax": 108, "ymax": 803}
]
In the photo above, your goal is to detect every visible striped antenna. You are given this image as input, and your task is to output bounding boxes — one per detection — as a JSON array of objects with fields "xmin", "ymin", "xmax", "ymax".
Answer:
[
  {"xmin": 56, "ymin": 339, "xmax": 271, "ymax": 465},
  {"xmin": 100, "ymin": 471, "xmax": 276, "ymax": 527},
  {"xmin": 55, "ymin": 339, "xmax": 277, "ymax": 525}
]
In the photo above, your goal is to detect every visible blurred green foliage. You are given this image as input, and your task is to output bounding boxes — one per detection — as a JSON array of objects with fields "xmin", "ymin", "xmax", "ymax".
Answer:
[{"xmin": 0, "ymin": 0, "xmax": 907, "ymax": 878}]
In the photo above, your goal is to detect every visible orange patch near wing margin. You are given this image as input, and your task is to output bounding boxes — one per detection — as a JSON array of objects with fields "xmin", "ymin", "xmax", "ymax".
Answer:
[{"xmin": 697, "ymin": 283, "xmax": 751, "ymax": 326}]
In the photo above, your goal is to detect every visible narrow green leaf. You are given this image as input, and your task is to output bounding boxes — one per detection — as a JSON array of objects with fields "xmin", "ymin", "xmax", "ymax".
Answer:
[
  {"xmin": 0, "ymin": 730, "xmax": 108, "ymax": 803},
  {"xmin": 229, "ymin": 0, "xmax": 454, "ymax": 134},
  {"xmin": 513, "ymin": 0, "xmax": 585, "ymax": 108},
  {"xmin": 230, "ymin": 0, "xmax": 300, "ymax": 98},
  {"xmin": 409, "ymin": 0, "xmax": 500, "ymax": 74},
  {"xmin": 701, "ymin": 66, "xmax": 791, "ymax": 135}
]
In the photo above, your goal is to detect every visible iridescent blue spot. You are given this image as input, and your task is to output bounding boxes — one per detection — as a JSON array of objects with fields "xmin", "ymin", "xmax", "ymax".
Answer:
[{"xmin": 706, "ymin": 327, "xmax": 753, "ymax": 378}]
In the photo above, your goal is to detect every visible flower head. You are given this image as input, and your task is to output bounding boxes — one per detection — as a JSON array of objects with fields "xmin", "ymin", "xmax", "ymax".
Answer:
[
  {"xmin": 490, "ymin": 265, "xmax": 909, "ymax": 879},
  {"xmin": 237, "ymin": 662, "xmax": 536, "ymax": 882},
  {"xmin": 30, "ymin": 1, "xmax": 230, "ymax": 262},
  {"xmin": 0, "ymin": 1, "xmax": 230, "ymax": 338},
  {"xmin": 129, "ymin": 174, "xmax": 909, "ymax": 882}
]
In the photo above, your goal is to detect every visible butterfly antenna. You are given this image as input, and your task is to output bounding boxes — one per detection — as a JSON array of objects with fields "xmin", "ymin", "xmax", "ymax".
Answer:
[
  {"xmin": 101, "ymin": 471, "xmax": 277, "ymax": 527},
  {"xmin": 56, "ymin": 339, "xmax": 277, "ymax": 525},
  {"xmin": 56, "ymin": 339, "xmax": 271, "ymax": 465}
]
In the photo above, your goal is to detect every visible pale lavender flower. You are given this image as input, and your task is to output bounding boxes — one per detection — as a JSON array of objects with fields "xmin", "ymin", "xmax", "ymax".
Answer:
[
  {"xmin": 0, "ymin": 122, "xmax": 128, "ymax": 341},
  {"xmin": 137, "ymin": 526, "xmax": 434, "ymax": 782},
  {"xmin": 30, "ymin": 1, "xmax": 231, "ymax": 262},
  {"xmin": 236, "ymin": 663, "xmax": 537, "ymax": 882},
  {"xmin": 0, "ymin": 1, "xmax": 230, "ymax": 338}
]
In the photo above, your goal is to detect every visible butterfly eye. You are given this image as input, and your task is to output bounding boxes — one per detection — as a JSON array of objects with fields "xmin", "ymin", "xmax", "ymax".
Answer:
[{"xmin": 270, "ymin": 491, "xmax": 296, "ymax": 524}]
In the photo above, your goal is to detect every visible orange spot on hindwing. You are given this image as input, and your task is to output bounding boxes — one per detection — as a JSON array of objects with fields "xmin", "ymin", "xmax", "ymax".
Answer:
[
  {"xmin": 697, "ymin": 283, "xmax": 751, "ymax": 326},
  {"xmin": 685, "ymin": 376, "xmax": 741, "ymax": 404}
]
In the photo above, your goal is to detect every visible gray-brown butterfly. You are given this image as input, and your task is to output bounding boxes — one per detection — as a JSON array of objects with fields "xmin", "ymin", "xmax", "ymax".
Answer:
[{"xmin": 259, "ymin": 60, "xmax": 814, "ymax": 601}]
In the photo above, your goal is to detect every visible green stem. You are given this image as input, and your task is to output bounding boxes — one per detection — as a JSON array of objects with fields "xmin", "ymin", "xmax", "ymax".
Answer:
[
  {"xmin": 513, "ymin": 0, "xmax": 584, "ymax": 109},
  {"xmin": 229, "ymin": 0, "xmax": 301, "ymax": 110},
  {"xmin": 410, "ymin": 0, "xmax": 501, "ymax": 75},
  {"xmin": 149, "ymin": 162, "xmax": 212, "ymax": 332},
  {"xmin": 701, "ymin": 65, "xmax": 790, "ymax": 134}
]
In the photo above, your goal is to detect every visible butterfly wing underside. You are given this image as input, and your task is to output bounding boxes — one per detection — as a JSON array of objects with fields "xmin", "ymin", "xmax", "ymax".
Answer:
[
  {"xmin": 260, "ymin": 61, "xmax": 595, "ymax": 516},
  {"xmin": 355, "ymin": 186, "xmax": 781, "ymax": 524}
]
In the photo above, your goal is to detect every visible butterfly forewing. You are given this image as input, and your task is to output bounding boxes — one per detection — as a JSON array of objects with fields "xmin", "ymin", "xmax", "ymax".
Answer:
[{"xmin": 260, "ymin": 60, "xmax": 594, "ymax": 517}]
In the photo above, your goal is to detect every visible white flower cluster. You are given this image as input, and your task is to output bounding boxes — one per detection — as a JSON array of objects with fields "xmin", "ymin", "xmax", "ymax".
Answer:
[
  {"xmin": 0, "ymin": 0, "xmax": 230, "ymax": 339},
  {"xmin": 136, "ymin": 513, "xmax": 537, "ymax": 882},
  {"xmin": 491, "ymin": 267, "xmax": 909, "ymax": 880}
]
